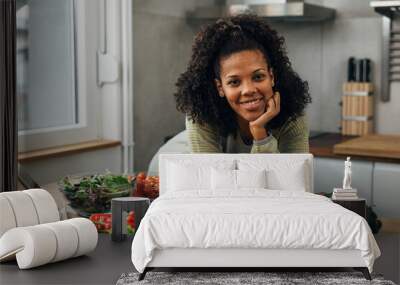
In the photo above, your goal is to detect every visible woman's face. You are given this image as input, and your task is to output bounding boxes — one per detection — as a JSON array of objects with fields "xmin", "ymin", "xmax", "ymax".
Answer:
[{"xmin": 215, "ymin": 49, "xmax": 274, "ymax": 123}]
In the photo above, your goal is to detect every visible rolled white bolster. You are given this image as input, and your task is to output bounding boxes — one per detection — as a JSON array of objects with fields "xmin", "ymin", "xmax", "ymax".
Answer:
[
  {"xmin": 24, "ymin": 189, "xmax": 60, "ymax": 224},
  {"xmin": 42, "ymin": 221, "xmax": 79, "ymax": 263},
  {"xmin": 1, "ymin": 192, "xmax": 39, "ymax": 227},
  {"xmin": 0, "ymin": 226, "xmax": 57, "ymax": 269},
  {"xmin": 0, "ymin": 218, "xmax": 98, "ymax": 269},
  {"xmin": 0, "ymin": 196, "xmax": 17, "ymax": 237},
  {"xmin": 65, "ymin": 218, "xmax": 98, "ymax": 257}
]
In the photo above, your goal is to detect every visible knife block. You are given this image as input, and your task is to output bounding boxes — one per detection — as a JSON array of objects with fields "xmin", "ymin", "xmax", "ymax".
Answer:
[{"xmin": 341, "ymin": 82, "xmax": 374, "ymax": 136}]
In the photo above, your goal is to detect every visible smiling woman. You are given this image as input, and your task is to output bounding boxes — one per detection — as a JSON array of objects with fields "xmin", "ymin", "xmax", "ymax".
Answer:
[
  {"xmin": 174, "ymin": 14, "xmax": 311, "ymax": 153},
  {"xmin": 215, "ymin": 49, "xmax": 278, "ymax": 142}
]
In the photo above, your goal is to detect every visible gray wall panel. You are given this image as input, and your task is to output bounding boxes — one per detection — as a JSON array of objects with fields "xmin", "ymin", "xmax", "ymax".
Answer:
[
  {"xmin": 373, "ymin": 162, "xmax": 400, "ymax": 218},
  {"xmin": 314, "ymin": 157, "xmax": 373, "ymax": 204}
]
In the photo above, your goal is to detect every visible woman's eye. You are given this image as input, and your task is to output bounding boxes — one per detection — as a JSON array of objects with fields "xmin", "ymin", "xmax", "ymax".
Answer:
[
  {"xmin": 227, "ymin": 79, "xmax": 240, "ymax": 86},
  {"xmin": 253, "ymin": 74, "xmax": 265, "ymax": 81}
]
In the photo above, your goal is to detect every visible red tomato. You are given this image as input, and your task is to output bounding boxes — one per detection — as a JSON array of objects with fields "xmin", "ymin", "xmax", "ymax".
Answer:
[
  {"xmin": 90, "ymin": 213, "xmax": 113, "ymax": 233},
  {"xmin": 127, "ymin": 212, "xmax": 135, "ymax": 226},
  {"xmin": 136, "ymin": 172, "xmax": 146, "ymax": 181},
  {"xmin": 90, "ymin": 216, "xmax": 99, "ymax": 222},
  {"xmin": 143, "ymin": 176, "xmax": 159, "ymax": 199}
]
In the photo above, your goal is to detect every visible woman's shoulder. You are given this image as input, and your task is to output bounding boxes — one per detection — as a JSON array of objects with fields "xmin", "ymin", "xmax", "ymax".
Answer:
[
  {"xmin": 185, "ymin": 116, "xmax": 220, "ymax": 134},
  {"xmin": 185, "ymin": 116, "xmax": 226, "ymax": 152},
  {"xmin": 272, "ymin": 115, "xmax": 308, "ymax": 139},
  {"xmin": 185, "ymin": 116, "xmax": 224, "ymax": 142}
]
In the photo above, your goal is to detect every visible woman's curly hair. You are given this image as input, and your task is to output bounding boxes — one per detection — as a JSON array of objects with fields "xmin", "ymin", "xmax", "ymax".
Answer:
[{"xmin": 174, "ymin": 14, "xmax": 311, "ymax": 138}]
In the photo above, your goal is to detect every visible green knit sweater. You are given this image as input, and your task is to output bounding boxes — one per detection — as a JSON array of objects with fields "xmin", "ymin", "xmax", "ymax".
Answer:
[{"xmin": 186, "ymin": 115, "xmax": 309, "ymax": 153}]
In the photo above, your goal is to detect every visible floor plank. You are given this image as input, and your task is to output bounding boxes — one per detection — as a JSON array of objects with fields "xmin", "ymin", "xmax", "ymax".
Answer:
[{"xmin": 0, "ymin": 234, "xmax": 133, "ymax": 285}]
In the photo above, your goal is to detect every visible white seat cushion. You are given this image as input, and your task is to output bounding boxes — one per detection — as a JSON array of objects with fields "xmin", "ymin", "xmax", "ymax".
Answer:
[
  {"xmin": 0, "ymin": 218, "xmax": 97, "ymax": 269},
  {"xmin": 66, "ymin": 218, "xmax": 98, "ymax": 257},
  {"xmin": 42, "ymin": 221, "xmax": 79, "ymax": 262},
  {"xmin": 0, "ymin": 225, "xmax": 57, "ymax": 269}
]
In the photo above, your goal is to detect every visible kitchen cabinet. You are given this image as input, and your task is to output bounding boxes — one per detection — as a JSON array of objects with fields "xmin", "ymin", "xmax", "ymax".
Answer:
[
  {"xmin": 373, "ymin": 162, "xmax": 400, "ymax": 218},
  {"xmin": 314, "ymin": 157, "xmax": 373, "ymax": 204},
  {"xmin": 314, "ymin": 157, "xmax": 400, "ymax": 218}
]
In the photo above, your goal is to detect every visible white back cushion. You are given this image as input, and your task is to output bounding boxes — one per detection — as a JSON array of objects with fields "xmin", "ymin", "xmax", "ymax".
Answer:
[
  {"xmin": 266, "ymin": 162, "xmax": 307, "ymax": 191},
  {"xmin": 0, "ymin": 196, "xmax": 17, "ymax": 237},
  {"xmin": 165, "ymin": 158, "xmax": 235, "ymax": 192},
  {"xmin": 209, "ymin": 169, "xmax": 267, "ymax": 197},
  {"xmin": 236, "ymin": 169, "xmax": 267, "ymax": 189},
  {"xmin": 24, "ymin": 189, "xmax": 60, "ymax": 224},
  {"xmin": 237, "ymin": 156, "xmax": 312, "ymax": 192},
  {"xmin": 159, "ymin": 154, "xmax": 313, "ymax": 195},
  {"xmin": 0, "ymin": 189, "xmax": 60, "ymax": 238},
  {"xmin": 210, "ymin": 168, "xmax": 267, "ymax": 191},
  {"xmin": 211, "ymin": 168, "xmax": 236, "ymax": 190},
  {"xmin": 0, "ymin": 191, "xmax": 40, "ymax": 228}
]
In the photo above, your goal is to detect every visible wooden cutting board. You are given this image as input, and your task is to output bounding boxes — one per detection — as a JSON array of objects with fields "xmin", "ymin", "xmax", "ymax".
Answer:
[{"xmin": 333, "ymin": 134, "xmax": 400, "ymax": 159}]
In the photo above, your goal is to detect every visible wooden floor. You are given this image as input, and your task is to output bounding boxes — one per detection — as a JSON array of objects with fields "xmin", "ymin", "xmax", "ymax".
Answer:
[
  {"xmin": 0, "ymin": 233, "xmax": 398, "ymax": 285},
  {"xmin": 373, "ymin": 232, "xmax": 400, "ymax": 283},
  {"xmin": 0, "ymin": 234, "xmax": 134, "ymax": 285}
]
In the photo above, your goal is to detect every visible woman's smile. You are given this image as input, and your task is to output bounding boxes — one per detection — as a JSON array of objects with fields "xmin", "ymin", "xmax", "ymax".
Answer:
[{"xmin": 238, "ymin": 97, "xmax": 265, "ymax": 111}]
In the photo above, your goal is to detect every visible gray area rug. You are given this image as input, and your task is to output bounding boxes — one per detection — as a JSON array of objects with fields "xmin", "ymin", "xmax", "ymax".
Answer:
[{"xmin": 116, "ymin": 271, "xmax": 396, "ymax": 285}]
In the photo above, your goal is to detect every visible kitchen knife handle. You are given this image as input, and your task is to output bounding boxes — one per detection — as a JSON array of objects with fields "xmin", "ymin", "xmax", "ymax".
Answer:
[
  {"xmin": 347, "ymin": 57, "xmax": 356, "ymax": 82},
  {"xmin": 365, "ymin": 58, "xmax": 371, "ymax": 82},
  {"xmin": 358, "ymin": 59, "xmax": 364, "ymax": 82}
]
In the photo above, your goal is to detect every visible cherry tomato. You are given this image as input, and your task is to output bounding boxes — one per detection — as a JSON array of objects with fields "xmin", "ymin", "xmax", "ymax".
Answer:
[
  {"xmin": 127, "ymin": 213, "xmax": 135, "ymax": 226},
  {"xmin": 136, "ymin": 172, "xmax": 146, "ymax": 181}
]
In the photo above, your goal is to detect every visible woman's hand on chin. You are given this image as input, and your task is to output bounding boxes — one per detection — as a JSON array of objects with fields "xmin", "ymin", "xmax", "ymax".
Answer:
[{"xmin": 249, "ymin": 92, "xmax": 280, "ymax": 140}]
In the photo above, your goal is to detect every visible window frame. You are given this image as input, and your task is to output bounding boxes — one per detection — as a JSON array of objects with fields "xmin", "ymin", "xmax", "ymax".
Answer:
[{"xmin": 18, "ymin": 0, "xmax": 102, "ymax": 153}]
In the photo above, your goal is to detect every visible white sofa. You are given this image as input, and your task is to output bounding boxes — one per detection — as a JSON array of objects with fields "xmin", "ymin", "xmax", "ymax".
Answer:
[{"xmin": 0, "ymin": 189, "xmax": 98, "ymax": 269}]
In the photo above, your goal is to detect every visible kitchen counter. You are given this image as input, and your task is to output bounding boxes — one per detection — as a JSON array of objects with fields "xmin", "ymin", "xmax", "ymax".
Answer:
[{"xmin": 309, "ymin": 133, "xmax": 400, "ymax": 163}]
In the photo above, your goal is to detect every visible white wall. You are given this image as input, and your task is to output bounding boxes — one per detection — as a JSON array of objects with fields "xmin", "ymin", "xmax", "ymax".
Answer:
[{"xmin": 132, "ymin": 0, "xmax": 215, "ymax": 171}]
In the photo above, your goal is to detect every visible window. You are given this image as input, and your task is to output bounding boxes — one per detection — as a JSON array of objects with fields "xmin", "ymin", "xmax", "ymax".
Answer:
[{"xmin": 17, "ymin": 0, "xmax": 101, "ymax": 152}]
